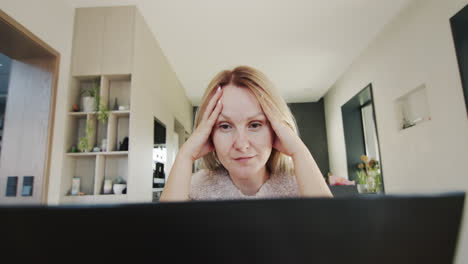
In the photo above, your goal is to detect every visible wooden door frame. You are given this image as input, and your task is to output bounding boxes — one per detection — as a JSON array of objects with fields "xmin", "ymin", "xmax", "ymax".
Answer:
[{"xmin": 0, "ymin": 9, "xmax": 60, "ymax": 204}]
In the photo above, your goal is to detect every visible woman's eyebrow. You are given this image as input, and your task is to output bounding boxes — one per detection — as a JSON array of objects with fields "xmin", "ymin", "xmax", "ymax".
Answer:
[{"xmin": 218, "ymin": 113, "xmax": 265, "ymax": 120}]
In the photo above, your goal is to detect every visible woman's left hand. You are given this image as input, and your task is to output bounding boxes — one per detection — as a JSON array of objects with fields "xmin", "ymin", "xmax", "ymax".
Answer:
[
  {"xmin": 262, "ymin": 101, "xmax": 307, "ymax": 158},
  {"xmin": 263, "ymin": 100, "xmax": 333, "ymax": 198}
]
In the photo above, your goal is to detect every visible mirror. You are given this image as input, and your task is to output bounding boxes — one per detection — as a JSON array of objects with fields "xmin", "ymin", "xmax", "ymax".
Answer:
[{"xmin": 341, "ymin": 84, "xmax": 384, "ymax": 193}]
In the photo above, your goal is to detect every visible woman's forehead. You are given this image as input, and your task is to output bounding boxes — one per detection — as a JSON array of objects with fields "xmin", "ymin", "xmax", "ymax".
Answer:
[
  {"xmin": 220, "ymin": 85, "xmax": 261, "ymax": 109},
  {"xmin": 218, "ymin": 112, "xmax": 266, "ymax": 121}
]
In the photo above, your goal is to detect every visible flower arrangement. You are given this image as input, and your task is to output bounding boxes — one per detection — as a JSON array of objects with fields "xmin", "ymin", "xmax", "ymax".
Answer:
[{"xmin": 356, "ymin": 155, "xmax": 382, "ymax": 193}]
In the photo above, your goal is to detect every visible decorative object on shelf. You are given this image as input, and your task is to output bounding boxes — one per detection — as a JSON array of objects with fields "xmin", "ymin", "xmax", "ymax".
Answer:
[
  {"xmin": 118, "ymin": 105, "xmax": 130, "ymax": 111},
  {"xmin": 97, "ymin": 103, "xmax": 109, "ymax": 123},
  {"xmin": 402, "ymin": 117, "xmax": 416, "ymax": 129},
  {"xmin": 92, "ymin": 146, "xmax": 101, "ymax": 152},
  {"xmin": 71, "ymin": 177, "xmax": 80, "ymax": 195},
  {"xmin": 80, "ymin": 80, "xmax": 99, "ymax": 112},
  {"xmin": 101, "ymin": 138, "xmax": 107, "ymax": 152},
  {"xmin": 328, "ymin": 173, "xmax": 355, "ymax": 186},
  {"xmin": 78, "ymin": 119, "xmax": 95, "ymax": 152},
  {"xmin": 355, "ymin": 155, "xmax": 382, "ymax": 193},
  {"xmin": 72, "ymin": 104, "xmax": 79, "ymax": 112},
  {"xmin": 119, "ymin": 137, "xmax": 129, "ymax": 151},
  {"xmin": 113, "ymin": 98, "xmax": 119, "ymax": 111},
  {"xmin": 103, "ymin": 179, "xmax": 113, "ymax": 194},
  {"xmin": 113, "ymin": 177, "xmax": 126, "ymax": 195},
  {"xmin": 86, "ymin": 118, "xmax": 96, "ymax": 152},
  {"xmin": 401, "ymin": 116, "xmax": 431, "ymax": 130},
  {"xmin": 78, "ymin": 136, "xmax": 88, "ymax": 152},
  {"xmin": 70, "ymin": 145, "xmax": 77, "ymax": 153}
]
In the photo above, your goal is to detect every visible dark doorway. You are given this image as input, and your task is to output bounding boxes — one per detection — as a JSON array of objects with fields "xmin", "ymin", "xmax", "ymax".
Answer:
[{"xmin": 450, "ymin": 4, "xmax": 468, "ymax": 116}]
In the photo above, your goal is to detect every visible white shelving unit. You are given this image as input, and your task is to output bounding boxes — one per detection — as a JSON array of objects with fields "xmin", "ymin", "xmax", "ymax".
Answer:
[{"xmin": 62, "ymin": 74, "xmax": 131, "ymax": 202}]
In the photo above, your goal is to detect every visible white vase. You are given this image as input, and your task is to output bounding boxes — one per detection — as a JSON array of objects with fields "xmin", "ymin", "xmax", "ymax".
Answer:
[
  {"xmin": 103, "ymin": 179, "xmax": 113, "ymax": 194},
  {"xmin": 101, "ymin": 139, "xmax": 107, "ymax": 152},
  {"xmin": 113, "ymin": 184, "xmax": 126, "ymax": 195},
  {"xmin": 366, "ymin": 174, "xmax": 376, "ymax": 193},
  {"xmin": 81, "ymin": 96, "xmax": 95, "ymax": 112},
  {"xmin": 71, "ymin": 177, "xmax": 80, "ymax": 195},
  {"xmin": 357, "ymin": 183, "xmax": 367, "ymax": 194}
]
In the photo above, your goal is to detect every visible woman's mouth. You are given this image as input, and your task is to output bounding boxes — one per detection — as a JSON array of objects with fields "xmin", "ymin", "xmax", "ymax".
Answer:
[{"xmin": 234, "ymin": 156, "xmax": 255, "ymax": 163}]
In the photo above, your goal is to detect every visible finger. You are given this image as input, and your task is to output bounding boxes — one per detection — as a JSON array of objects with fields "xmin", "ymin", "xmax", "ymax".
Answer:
[
  {"xmin": 262, "ymin": 100, "xmax": 282, "ymax": 129},
  {"xmin": 202, "ymin": 86, "xmax": 223, "ymax": 121},
  {"xmin": 207, "ymin": 98, "xmax": 223, "ymax": 125}
]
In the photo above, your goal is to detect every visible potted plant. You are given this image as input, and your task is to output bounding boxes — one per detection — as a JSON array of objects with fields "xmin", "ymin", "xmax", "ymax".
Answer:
[
  {"xmin": 86, "ymin": 118, "xmax": 96, "ymax": 152},
  {"xmin": 78, "ymin": 136, "xmax": 88, "ymax": 152},
  {"xmin": 97, "ymin": 103, "xmax": 109, "ymax": 123},
  {"xmin": 113, "ymin": 177, "xmax": 126, "ymax": 195},
  {"xmin": 77, "ymin": 119, "xmax": 95, "ymax": 152},
  {"xmin": 80, "ymin": 80, "xmax": 99, "ymax": 112}
]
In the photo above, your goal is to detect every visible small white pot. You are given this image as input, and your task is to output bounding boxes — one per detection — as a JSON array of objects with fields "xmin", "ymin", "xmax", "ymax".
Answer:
[
  {"xmin": 357, "ymin": 183, "xmax": 368, "ymax": 194},
  {"xmin": 113, "ymin": 184, "xmax": 126, "ymax": 195},
  {"xmin": 82, "ymin": 96, "xmax": 95, "ymax": 112}
]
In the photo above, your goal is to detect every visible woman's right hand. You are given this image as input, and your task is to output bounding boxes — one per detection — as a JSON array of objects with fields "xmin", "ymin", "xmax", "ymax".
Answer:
[{"xmin": 180, "ymin": 86, "xmax": 223, "ymax": 162}]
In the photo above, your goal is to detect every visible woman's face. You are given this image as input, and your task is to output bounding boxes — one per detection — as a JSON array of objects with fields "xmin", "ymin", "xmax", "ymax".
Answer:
[{"xmin": 212, "ymin": 84, "xmax": 274, "ymax": 178}]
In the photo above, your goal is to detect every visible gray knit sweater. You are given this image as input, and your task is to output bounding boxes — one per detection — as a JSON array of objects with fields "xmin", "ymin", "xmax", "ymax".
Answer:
[{"xmin": 189, "ymin": 169, "xmax": 300, "ymax": 201}]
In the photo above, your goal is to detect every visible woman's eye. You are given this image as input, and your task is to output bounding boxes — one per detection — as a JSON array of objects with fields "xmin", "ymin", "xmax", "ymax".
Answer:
[
  {"xmin": 219, "ymin": 124, "xmax": 231, "ymax": 130},
  {"xmin": 250, "ymin": 122, "xmax": 262, "ymax": 129}
]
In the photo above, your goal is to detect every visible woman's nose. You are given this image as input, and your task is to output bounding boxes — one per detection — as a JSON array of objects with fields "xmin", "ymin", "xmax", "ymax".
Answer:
[{"xmin": 233, "ymin": 130, "xmax": 250, "ymax": 151}]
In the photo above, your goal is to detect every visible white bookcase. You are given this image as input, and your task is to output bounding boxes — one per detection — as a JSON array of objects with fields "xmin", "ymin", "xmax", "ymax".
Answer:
[{"xmin": 62, "ymin": 74, "xmax": 131, "ymax": 202}]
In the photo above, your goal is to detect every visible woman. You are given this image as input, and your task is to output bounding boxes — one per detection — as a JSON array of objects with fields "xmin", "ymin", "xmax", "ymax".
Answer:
[{"xmin": 160, "ymin": 66, "xmax": 332, "ymax": 201}]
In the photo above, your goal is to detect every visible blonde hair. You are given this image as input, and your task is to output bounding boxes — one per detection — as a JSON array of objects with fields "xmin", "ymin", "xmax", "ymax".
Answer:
[{"xmin": 194, "ymin": 65, "xmax": 299, "ymax": 176}]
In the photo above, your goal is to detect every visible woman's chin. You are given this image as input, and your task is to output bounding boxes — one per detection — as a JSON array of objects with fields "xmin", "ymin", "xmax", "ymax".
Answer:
[{"xmin": 228, "ymin": 165, "xmax": 260, "ymax": 178}]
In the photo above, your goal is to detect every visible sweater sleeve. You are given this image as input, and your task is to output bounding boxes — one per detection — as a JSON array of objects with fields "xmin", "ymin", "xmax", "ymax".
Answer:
[{"xmin": 188, "ymin": 169, "xmax": 210, "ymax": 201}]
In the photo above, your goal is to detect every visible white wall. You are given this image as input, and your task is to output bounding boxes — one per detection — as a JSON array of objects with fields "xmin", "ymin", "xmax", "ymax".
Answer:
[
  {"xmin": 1, "ymin": 0, "xmax": 75, "ymax": 204},
  {"xmin": 128, "ymin": 9, "xmax": 192, "ymax": 202},
  {"xmin": 324, "ymin": 0, "xmax": 468, "ymax": 262}
]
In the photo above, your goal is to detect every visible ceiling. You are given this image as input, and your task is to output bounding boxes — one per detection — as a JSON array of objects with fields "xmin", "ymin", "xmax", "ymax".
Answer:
[{"xmin": 68, "ymin": 0, "xmax": 412, "ymax": 105}]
